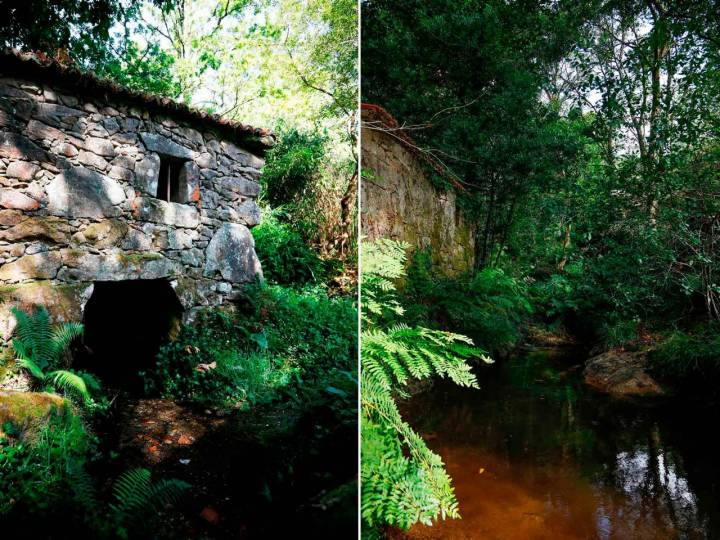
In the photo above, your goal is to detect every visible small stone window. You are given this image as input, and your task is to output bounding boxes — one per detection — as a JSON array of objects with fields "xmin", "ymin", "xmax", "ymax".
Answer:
[{"xmin": 157, "ymin": 156, "xmax": 188, "ymax": 203}]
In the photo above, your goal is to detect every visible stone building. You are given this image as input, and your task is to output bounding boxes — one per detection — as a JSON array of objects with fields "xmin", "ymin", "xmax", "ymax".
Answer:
[
  {"xmin": 361, "ymin": 104, "xmax": 475, "ymax": 275},
  {"xmin": 0, "ymin": 50, "xmax": 273, "ymax": 382}
]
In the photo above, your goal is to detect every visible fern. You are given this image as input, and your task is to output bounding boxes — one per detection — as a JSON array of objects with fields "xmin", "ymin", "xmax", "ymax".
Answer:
[
  {"xmin": 9, "ymin": 306, "xmax": 92, "ymax": 403},
  {"xmin": 47, "ymin": 370, "xmax": 92, "ymax": 402},
  {"xmin": 361, "ymin": 240, "xmax": 491, "ymax": 533},
  {"xmin": 69, "ymin": 466, "xmax": 190, "ymax": 535},
  {"xmin": 110, "ymin": 468, "xmax": 190, "ymax": 528}
]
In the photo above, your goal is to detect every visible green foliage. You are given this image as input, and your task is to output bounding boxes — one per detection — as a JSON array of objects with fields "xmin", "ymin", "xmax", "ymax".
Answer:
[
  {"xmin": 652, "ymin": 326, "xmax": 720, "ymax": 384},
  {"xmin": 91, "ymin": 40, "xmax": 181, "ymax": 98},
  {"xmin": 143, "ymin": 309, "xmax": 284, "ymax": 407},
  {"xmin": 361, "ymin": 239, "xmax": 490, "ymax": 532},
  {"xmin": 0, "ymin": 413, "xmax": 88, "ymax": 518},
  {"xmin": 262, "ymin": 126, "xmax": 327, "ymax": 207},
  {"xmin": 106, "ymin": 468, "xmax": 190, "ymax": 536},
  {"xmin": 70, "ymin": 464, "xmax": 190, "ymax": 538},
  {"xmin": 252, "ymin": 209, "xmax": 328, "ymax": 285},
  {"xmin": 10, "ymin": 306, "xmax": 96, "ymax": 404},
  {"xmin": 145, "ymin": 283, "xmax": 356, "ymax": 408},
  {"xmin": 0, "ymin": 0, "xmax": 126, "ymax": 57},
  {"xmin": 404, "ymin": 250, "xmax": 533, "ymax": 354}
]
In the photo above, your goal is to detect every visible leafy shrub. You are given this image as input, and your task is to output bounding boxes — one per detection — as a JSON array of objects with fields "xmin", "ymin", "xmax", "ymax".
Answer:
[
  {"xmin": 252, "ymin": 209, "xmax": 328, "ymax": 285},
  {"xmin": 145, "ymin": 284, "xmax": 356, "ymax": 408},
  {"xmin": 405, "ymin": 251, "xmax": 533, "ymax": 354},
  {"xmin": 144, "ymin": 310, "xmax": 277, "ymax": 407},
  {"xmin": 361, "ymin": 239, "xmax": 490, "ymax": 533},
  {"xmin": 652, "ymin": 326, "xmax": 720, "ymax": 383},
  {"xmin": 261, "ymin": 126, "xmax": 327, "ymax": 207}
]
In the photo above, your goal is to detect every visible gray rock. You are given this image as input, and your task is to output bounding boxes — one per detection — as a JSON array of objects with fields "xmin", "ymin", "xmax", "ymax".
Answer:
[
  {"xmin": 87, "ymin": 123, "xmax": 109, "ymax": 138},
  {"xmin": 168, "ymin": 228, "xmax": 195, "ymax": 250},
  {"xmin": 46, "ymin": 165, "xmax": 126, "ymax": 219},
  {"xmin": 34, "ymin": 103, "xmax": 85, "ymax": 125},
  {"xmin": 195, "ymin": 152, "xmax": 216, "ymax": 169},
  {"xmin": 111, "ymin": 155, "xmax": 135, "ymax": 170},
  {"xmin": 42, "ymin": 89, "xmax": 58, "ymax": 102},
  {"xmin": 58, "ymin": 95, "xmax": 79, "ymax": 107},
  {"xmin": 584, "ymin": 350, "xmax": 664, "ymax": 397},
  {"xmin": 178, "ymin": 127, "xmax": 203, "ymax": 146},
  {"xmin": 122, "ymin": 227, "xmax": 153, "ymax": 251},
  {"xmin": 181, "ymin": 248, "xmax": 202, "ymax": 267},
  {"xmin": 218, "ymin": 176, "xmax": 261, "ymax": 198},
  {"xmin": 77, "ymin": 151, "xmax": 108, "ymax": 170},
  {"xmin": 0, "ymin": 251, "xmax": 62, "ymax": 282},
  {"xmin": 140, "ymin": 132, "xmax": 194, "ymax": 159},
  {"xmin": 120, "ymin": 118, "xmax": 141, "ymax": 132},
  {"xmin": 0, "ymin": 131, "xmax": 47, "ymax": 161},
  {"xmin": 109, "ymin": 165, "xmax": 133, "ymax": 182},
  {"xmin": 216, "ymin": 282, "xmax": 232, "ymax": 294},
  {"xmin": 24, "ymin": 243, "xmax": 51, "ymax": 255},
  {"xmin": 102, "ymin": 117, "xmax": 120, "ymax": 135},
  {"xmin": 203, "ymin": 223, "xmax": 262, "ymax": 283},
  {"xmin": 5, "ymin": 161, "xmax": 40, "ymax": 181},
  {"xmin": 83, "ymin": 137, "xmax": 115, "ymax": 157},
  {"xmin": 235, "ymin": 200, "xmax": 261, "ymax": 227},
  {"xmin": 220, "ymin": 141, "xmax": 264, "ymax": 168},
  {"xmin": 132, "ymin": 197, "xmax": 200, "ymax": 228},
  {"xmin": 26, "ymin": 119, "xmax": 64, "ymax": 141},
  {"xmin": 135, "ymin": 153, "xmax": 160, "ymax": 196},
  {"xmin": 58, "ymin": 250, "xmax": 181, "ymax": 281}
]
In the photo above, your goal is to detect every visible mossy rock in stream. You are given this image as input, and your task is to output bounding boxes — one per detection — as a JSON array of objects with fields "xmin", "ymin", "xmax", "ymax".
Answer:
[
  {"xmin": 584, "ymin": 350, "xmax": 665, "ymax": 397},
  {"xmin": 0, "ymin": 390, "xmax": 69, "ymax": 441}
]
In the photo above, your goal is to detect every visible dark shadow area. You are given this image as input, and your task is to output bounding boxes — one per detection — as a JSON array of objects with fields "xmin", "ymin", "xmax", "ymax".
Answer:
[
  {"xmin": 100, "ymin": 397, "xmax": 358, "ymax": 539},
  {"xmin": 79, "ymin": 279, "xmax": 183, "ymax": 391}
]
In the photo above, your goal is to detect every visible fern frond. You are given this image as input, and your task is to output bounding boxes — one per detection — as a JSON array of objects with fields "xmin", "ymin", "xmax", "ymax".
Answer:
[
  {"xmin": 16, "ymin": 356, "xmax": 45, "ymax": 380},
  {"xmin": 111, "ymin": 468, "xmax": 154, "ymax": 518},
  {"xmin": 47, "ymin": 370, "xmax": 91, "ymax": 402},
  {"xmin": 51, "ymin": 321, "xmax": 84, "ymax": 361},
  {"xmin": 110, "ymin": 468, "xmax": 190, "ymax": 523}
]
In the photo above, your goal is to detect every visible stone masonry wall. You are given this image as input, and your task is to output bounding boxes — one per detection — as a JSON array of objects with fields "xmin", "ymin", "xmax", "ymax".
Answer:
[
  {"xmin": 361, "ymin": 109, "xmax": 475, "ymax": 275},
  {"xmin": 0, "ymin": 71, "xmax": 265, "ymax": 342}
]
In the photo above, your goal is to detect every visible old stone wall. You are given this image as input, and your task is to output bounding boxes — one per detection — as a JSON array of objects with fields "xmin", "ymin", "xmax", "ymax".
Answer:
[
  {"xmin": 360, "ymin": 106, "xmax": 475, "ymax": 275},
  {"xmin": 0, "ymin": 69, "xmax": 266, "ymax": 341}
]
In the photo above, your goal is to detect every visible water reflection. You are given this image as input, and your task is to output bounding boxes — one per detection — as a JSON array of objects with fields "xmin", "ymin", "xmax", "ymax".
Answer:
[{"xmin": 392, "ymin": 348, "xmax": 718, "ymax": 539}]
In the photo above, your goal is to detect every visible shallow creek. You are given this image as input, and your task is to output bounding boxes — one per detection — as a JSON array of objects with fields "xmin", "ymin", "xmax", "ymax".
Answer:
[{"xmin": 393, "ymin": 347, "xmax": 720, "ymax": 539}]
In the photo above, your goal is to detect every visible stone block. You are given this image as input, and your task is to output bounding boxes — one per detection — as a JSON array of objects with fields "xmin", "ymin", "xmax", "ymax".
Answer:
[
  {"xmin": 0, "ymin": 189, "xmax": 40, "ymax": 211},
  {"xmin": 132, "ymin": 197, "xmax": 200, "ymax": 229},
  {"xmin": 0, "ymin": 131, "xmax": 47, "ymax": 161},
  {"xmin": 140, "ymin": 132, "xmax": 194, "ymax": 159},
  {"xmin": 46, "ymin": 165, "xmax": 126, "ymax": 219}
]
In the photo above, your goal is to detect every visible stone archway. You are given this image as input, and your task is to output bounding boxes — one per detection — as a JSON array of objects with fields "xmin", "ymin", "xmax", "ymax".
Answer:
[{"xmin": 80, "ymin": 278, "xmax": 183, "ymax": 390}]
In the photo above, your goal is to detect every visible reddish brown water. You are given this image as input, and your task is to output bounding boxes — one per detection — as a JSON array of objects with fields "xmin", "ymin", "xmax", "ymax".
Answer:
[{"xmin": 392, "ymin": 348, "xmax": 719, "ymax": 540}]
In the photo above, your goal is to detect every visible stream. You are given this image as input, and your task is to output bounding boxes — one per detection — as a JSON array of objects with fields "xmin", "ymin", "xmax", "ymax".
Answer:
[{"xmin": 394, "ymin": 347, "xmax": 720, "ymax": 539}]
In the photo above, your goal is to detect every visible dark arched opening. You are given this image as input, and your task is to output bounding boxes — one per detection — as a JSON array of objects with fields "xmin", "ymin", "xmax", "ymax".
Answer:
[{"xmin": 79, "ymin": 279, "xmax": 183, "ymax": 391}]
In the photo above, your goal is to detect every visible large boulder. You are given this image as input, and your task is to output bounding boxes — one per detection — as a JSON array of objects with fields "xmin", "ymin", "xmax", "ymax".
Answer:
[
  {"xmin": 584, "ymin": 350, "xmax": 664, "ymax": 397},
  {"xmin": 203, "ymin": 223, "xmax": 262, "ymax": 283}
]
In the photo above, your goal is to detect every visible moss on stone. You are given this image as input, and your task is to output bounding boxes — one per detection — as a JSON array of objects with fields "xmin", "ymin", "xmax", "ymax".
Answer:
[
  {"xmin": 0, "ymin": 390, "xmax": 69, "ymax": 441},
  {"xmin": 118, "ymin": 252, "xmax": 163, "ymax": 265}
]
